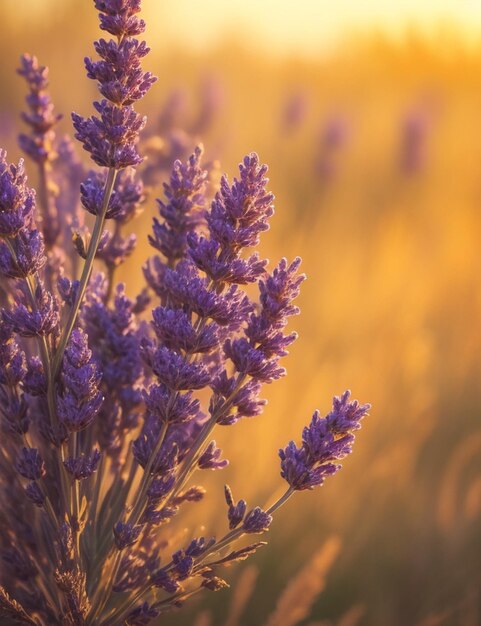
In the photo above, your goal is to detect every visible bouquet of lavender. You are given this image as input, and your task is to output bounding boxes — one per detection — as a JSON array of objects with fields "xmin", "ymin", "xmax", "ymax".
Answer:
[{"xmin": 0, "ymin": 2, "xmax": 369, "ymax": 624}]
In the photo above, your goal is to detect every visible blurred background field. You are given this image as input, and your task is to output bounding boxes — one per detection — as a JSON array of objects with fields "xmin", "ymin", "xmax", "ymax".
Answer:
[{"xmin": 2, "ymin": 1, "xmax": 481, "ymax": 624}]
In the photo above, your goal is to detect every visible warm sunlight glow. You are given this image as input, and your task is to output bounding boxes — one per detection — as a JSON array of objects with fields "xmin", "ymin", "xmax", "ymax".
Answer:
[{"xmin": 140, "ymin": 0, "xmax": 481, "ymax": 56}]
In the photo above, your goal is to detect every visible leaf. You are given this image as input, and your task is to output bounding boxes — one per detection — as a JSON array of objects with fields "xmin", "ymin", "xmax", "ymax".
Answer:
[{"xmin": 210, "ymin": 542, "xmax": 267, "ymax": 567}]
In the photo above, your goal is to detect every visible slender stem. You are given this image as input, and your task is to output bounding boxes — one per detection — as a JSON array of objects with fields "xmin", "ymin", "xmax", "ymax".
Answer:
[
  {"xmin": 92, "ymin": 421, "xmax": 170, "ymax": 621},
  {"xmin": 87, "ymin": 549, "xmax": 123, "ymax": 625},
  {"xmin": 126, "ymin": 420, "xmax": 169, "ymax": 527},
  {"xmin": 100, "ymin": 588, "xmax": 143, "ymax": 626},
  {"xmin": 165, "ymin": 373, "xmax": 248, "ymax": 508},
  {"xmin": 2, "ymin": 239, "xmax": 71, "ymax": 519},
  {"xmin": 197, "ymin": 487, "xmax": 295, "ymax": 566},
  {"xmin": 52, "ymin": 167, "xmax": 117, "ymax": 380},
  {"xmin": 37, "ymin": 162, "xmax": 56, "ymax": 249},
  {"xmin": 266, "ymin": 486, "xmax": 294, "ymax": 516},
  {"xmin": 104, "ymin": 487, "xmax": 295, "ymax": 626},
  {"xmin": 104, "ymin": 221, "xmax": 122, "ymax": 304},
  {"xmin": 103, "ymin": 582, "xmax": 205, "ymax": 626},
  {"xmin": 89, "ymin": 454, "xmax": 104, "ymax": 528},
  {"xmin": 105, "ymin": 265, "xmax": 116, "ymax": 304}
]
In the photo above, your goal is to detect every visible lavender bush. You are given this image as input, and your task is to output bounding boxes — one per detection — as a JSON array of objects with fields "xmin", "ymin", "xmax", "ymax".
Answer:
[{"xmin": 0, "ymin": 2, "xmax": 369, "ymax": 625}]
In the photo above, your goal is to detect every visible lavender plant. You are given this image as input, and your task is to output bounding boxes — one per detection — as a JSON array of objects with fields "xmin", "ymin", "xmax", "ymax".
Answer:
[{"xmin": 0, "ymin": 2, "xmax": 370, "ymax": 625}]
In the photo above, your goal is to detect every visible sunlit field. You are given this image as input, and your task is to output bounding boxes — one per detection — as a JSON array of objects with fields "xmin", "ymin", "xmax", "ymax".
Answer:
[{"xmin": 1, "ymin": 2, "xmax": 481, "ymax": 625}]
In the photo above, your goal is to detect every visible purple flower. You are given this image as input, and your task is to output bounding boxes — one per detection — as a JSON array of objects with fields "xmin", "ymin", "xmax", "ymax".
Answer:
[
  {"xmin": 24, "ymin": 481, "xmax": 45, "ymax": 507},
  {"xmin": 147, "ymin": 260, "xmax": 252, "ymax": 328},
  {"xmin": 224, "ymin": 485, "xmax": 247, "ymax": 529},
  {"xmin": 185, "ymin": 536, "xmax": 215, "ymax": 557},
  {"xmin": 172, "ymin": 550, "xmax": 194, "ymax": 580},
  {"xmin": 147, "ymin": 474, "xmax": 175, "ymax": 502},
  {"xmin": 17, "ymin": 54, "xmax": 62, "ymax": 166},
  {"xmin": 0, "ymin": 153, "xmax": 36, "ymax": 236},
  {"xmin": 86, "ymin": 39, "xmax": 155, "ymax": 107},
  {"xmin": 72, "ymin": 1, "xmax": 155, "ymax": 169},
  {"xmin": 326, "ymin": 390, "xmax": 370, "ymax": 434},
  {"xmin": 245, "ymin": 257, "xmax": 304, "ymax": 354},
  {"xmin": 144, "ymin": 383, "xmax": 200, "ymax": 425},
  {"xmin": 126, "ymin": 603, "xmax": 159, "ymax": 626},
  {"xmin": 80, "ymin": 167, "xmax": 144, "ymax": 220},
  {"xmin": 151, "ymin": 306, "xmax": 219, "ymax": 354},
  {"xmin": 185, "ymin": 153, "xmax": 273, "ymax": 287},
  {"xmin": 0, "ymin": 151, "xmax": 49, "ymax": 285},
  {"xmin": 142, "ymin": 504, "xmax": 178, "ymax": 525},
  {"xmin": 280, "ymin": 391, "xmax": 370, "ymax": 491},
  {"xmin": 151, "ymin": 568, "xmax": 181, "ymax": 594},
  {"xmin": 97, "ymin": 229, "xmax": 137, "ymax": 268},
  {"xmin": 204, "ymin": 153, "xmax": 274, "ymax": 250},
  {"xmin": 94, "ymin": 1, "xmax": 146, "ymax": 38},
  {"xmin": 172, "ymin": 485, "xmax": 206, "ymax": 505},
  {"xmin": 198, "ymin": 440, "xmax": 228, "ymax": 470},
  {"xmin": 0, "ymin": 229, "xmax": 46, "ymax": 279},
  {"xmin": 0, "ymin": 322, "xmax": 26, "ymax": 388},
  {"xmin": 113, "ymin": 521, "xmax": 142, "ymax": 550},
  {"xmin": 15, "ymin": 447, "xmax": 45, "ymax": 481},
  {"xmin": 148, "ymin": 146, "xmax": 207, "ymax": 265},
  {"xmin": 242, "ymin": 507, "xmax": 272, "ymax": 534},
  {"xmin": 133, "ymin": 428, "xmax": 179, "ymax": 475},
  {"xmin": 57, "ymin": 329, "xmax": 103, "ymax": 432},
  {"xmin": 224, "ymin": 338, "xmax": 285, "ymax": 383},
  {"xmin": 73, "ymin": 100, "xmax": 147, "ymax": 170},
  {"xmin": 148, "ymin": 346, "xmax": 211, "ymax": 391},
  {"xmin": 3, "ymin": 281, "xmax": 58, "ymax": 337},
  {"xmin": 17, "ymin": 54, "xmax": 62, "ymax": 247},
  {"xmin": 64, "ymin": 449, "xmax": 102, "ymax": 480},
  {"xmin": 188, "ymin": 235, "xmax": 267, "ymax": 285}
]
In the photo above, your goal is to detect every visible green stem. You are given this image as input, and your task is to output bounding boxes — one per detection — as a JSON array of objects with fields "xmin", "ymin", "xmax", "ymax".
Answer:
[
  {"xmin": 87, "ymin": 549, "xmax": 123, "ymax": 625},
  {"xmin": 37, "ymin": 162, "xmax": 55, "ymax": 242},
  {"xmin": 52, "ymin": 167, "xmax": 117, "ymax": 380},
  {"xmin": 105, "ymin": 487, "xmax": 295, "ymax": 626},
  {"xmin": 167, "ymin": 373, "xmax": 247, "ymax": 505},
  {"xmin": 127, "ymin": 420, "xmax": 169, "ymax": 527},
  {"xmin": 104, "ymin": 221, "xmax": 122, "ymax": 304},
  {"xmin": 3, "ymin": 239, "xmax": 71, "ymax": 519},
  {"xmin": 197, "ymin": 487, "xmax": 295, "ymax": 567}
]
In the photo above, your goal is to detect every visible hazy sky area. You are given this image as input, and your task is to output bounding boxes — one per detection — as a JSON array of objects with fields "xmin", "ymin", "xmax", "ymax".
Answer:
[
  {"xmin": 14, "ymin": 0, "xmax": 481, "ymax": 57},
  {"xmin": 141, "ymin": 0, "xmax": 481, "ymax": 57}
]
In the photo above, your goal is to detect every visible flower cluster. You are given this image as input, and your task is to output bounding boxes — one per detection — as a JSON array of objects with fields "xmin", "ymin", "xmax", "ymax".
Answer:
[
  {"xmin": 17, "ymin": 54, "xmax": 62, "ymax": 165},
  {"xmin": 17, "ymin": 54, "xmax": 63, "ymax": 249},
  {"xmin": 0, "ymin": 152, "xmax": 44, "ymax": 275},
  {"xmin": 280, "ymin": 391, "xmax": 370, "ymax": 491},
  {"xmin": 72, "ymin": 0, "xmax": 156, "ymax": 169},
  {"xmin": 0, "ymin": 1, "xmax": 369, "ymax": 625}
]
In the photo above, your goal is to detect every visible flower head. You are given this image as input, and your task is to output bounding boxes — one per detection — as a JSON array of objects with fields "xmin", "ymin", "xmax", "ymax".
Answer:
[
  {"xmin": 72, "ymin": 0, "xmax": 156, "ymax": 169},
  {"xmin": 280, "ymin": 391, "xmax": 370, "ymax": 491}
]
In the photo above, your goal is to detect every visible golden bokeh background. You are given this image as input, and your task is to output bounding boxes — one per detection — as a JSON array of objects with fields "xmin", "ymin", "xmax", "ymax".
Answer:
[{"xmin": 2, "ymin": 1, "xmax": 481, "ymax": 624}]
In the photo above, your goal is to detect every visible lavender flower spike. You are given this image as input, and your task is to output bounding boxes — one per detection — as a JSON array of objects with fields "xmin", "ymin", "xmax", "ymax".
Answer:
[
  {"xmin": 57, "ymin": 328, "xmax": 103, "ymax": 432},
  {"xmin": 72, "ymin": 0, "xmax": 156, "ymax": 169},
  {"xmin": 17, "ymin": 54, "xmax": 61, "ymax": 165},
  {"xmin": 280, "ymin": 391, "xmax": 370, "ymax": 491},
  {"xmin": 17, "ymin": 54, "xmax": 62, "ymax": 248},
  {"xmin": 149, "ymin": 145, "xmax": 207, "ymax": 265},
  {"xmin": 0, "ymin": 151, "xmax": 35, "ymax": 237}
]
